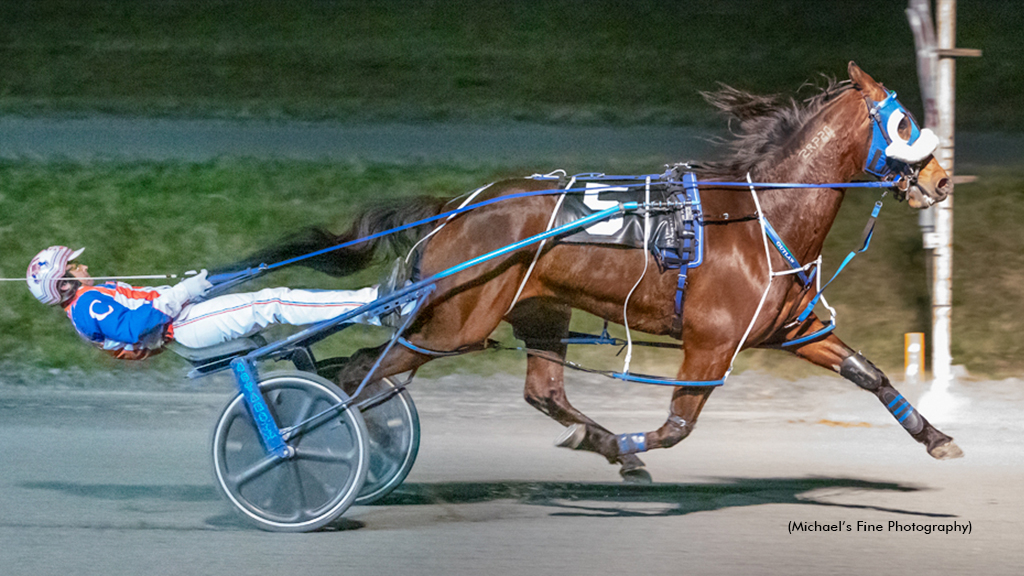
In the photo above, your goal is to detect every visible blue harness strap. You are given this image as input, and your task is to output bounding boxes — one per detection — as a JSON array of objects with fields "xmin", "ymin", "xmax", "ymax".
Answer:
[
  {"xmin": 762, "ymin": 219, "xmax": 815, "ymax": 287},
  {"xmin": 396, "ymin": 336, "xmax": 487, "ymax": 357},
  {"xmin": 779, "ymin": 320, "xmax": 836, "ymax": 348},
  {"xmin": 795, "ymin": 200, "xmax": 882, "ymax": 324},
  {"xmin": 611, "ymin": 371, "xmax": 725, "ymax": 387},
  {"xmin": 670, "ymin": 172, "xmax": 705, "ymax": 335}
]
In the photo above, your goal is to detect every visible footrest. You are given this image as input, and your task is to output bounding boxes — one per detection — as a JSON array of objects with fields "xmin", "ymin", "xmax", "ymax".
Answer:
[{"xmin": 172, "ymin": 335, "xmax": 272, "ymax": 378}]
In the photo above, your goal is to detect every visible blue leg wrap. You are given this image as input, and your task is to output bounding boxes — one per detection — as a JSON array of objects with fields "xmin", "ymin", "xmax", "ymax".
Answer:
[{"xmin": 617, "ymin": 432, "xmax": 648, "ymax": 455}]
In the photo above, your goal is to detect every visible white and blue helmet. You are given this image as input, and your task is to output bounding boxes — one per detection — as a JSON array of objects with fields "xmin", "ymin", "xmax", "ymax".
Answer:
[{"xmin": 27, "ymin": 246, "xmax": 85, "ymax": 305}]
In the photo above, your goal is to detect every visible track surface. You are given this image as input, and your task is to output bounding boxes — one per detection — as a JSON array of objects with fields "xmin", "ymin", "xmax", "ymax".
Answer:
[
  {"xmin": 1, "ymin": 370, "xmax": 1020, "ymax": 575},
  {"xmin": 2, "ymin": 118, "xmax": 1020, "ymax": 572}
]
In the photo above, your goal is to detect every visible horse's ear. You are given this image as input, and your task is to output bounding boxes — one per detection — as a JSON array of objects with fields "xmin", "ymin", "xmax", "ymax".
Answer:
[{"xmin": 848, "ymin": 61, "xmax": 887, "ymax": 101}]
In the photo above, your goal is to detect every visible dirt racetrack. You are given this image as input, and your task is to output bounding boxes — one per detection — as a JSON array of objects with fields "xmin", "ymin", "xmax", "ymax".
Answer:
[
  {"xmin": 0, "ymin": 369, "xmax": 1020, "ymax": 576},
  {"xmin": 2, "ymin": 117, "xmax": 1021, "ymax": 573}
]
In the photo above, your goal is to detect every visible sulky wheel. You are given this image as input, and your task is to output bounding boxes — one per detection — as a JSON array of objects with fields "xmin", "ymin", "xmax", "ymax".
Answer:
[
  {"xmin": 211, "ymin": 371, "xmax": 368, "ymax": 532},
  {"xmin": 316, "ymin": 358, "xmax": 421, "ymax": 505}
]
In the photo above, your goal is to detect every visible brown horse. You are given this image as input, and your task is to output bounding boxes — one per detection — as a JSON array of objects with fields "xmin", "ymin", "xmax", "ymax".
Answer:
[{"xmin": 238, "ymin": 62, "xmax": 960, "ymax": 480}]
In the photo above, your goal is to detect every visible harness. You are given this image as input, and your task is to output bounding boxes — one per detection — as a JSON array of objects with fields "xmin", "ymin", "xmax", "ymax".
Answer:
[
  {"xmin": 192, "ymin": 89, "xmax": 931, "ymax": 390},
  {"xmin": 527, "ymin": 167, "xmax": 706, "ymax": 338},
  {"xmin": 519, "ymin": 165, "xmax": 885, "ymax": 345},
  {"xmin": 397, "ymin": 165, "xmax": 893, "ymax": 391}
]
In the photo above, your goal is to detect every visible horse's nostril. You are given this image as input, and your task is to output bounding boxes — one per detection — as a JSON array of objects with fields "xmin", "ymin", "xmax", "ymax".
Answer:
[{"xmin": 938, "ymin": 177, "xmax": 952, "ymax": 197}]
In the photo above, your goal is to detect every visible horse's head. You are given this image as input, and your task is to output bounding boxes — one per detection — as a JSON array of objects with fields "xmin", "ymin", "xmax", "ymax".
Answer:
[{"xmin": 848, "ymin": 62, "xmax": 951, "ymax": 208}]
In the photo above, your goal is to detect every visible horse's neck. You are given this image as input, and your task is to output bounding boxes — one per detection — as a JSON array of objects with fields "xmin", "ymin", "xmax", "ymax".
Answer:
[{"xmin": 756, "ymin": 92, "xmax": 869, "ymax": 259}]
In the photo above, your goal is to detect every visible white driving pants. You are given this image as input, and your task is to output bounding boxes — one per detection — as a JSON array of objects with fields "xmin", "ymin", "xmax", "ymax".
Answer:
[{"xmin": 170, "ymin": 286, "xmax": 380, "ymax": 349}]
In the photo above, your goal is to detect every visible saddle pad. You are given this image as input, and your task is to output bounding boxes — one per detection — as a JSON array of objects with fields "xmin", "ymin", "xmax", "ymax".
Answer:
[
  {"xmin": 545, "ymin": 174, "xmax": 704, "ymax": 271},
  {"xmin": 552, "ymin": 179, "xmax": 674, "ymax": 248}
]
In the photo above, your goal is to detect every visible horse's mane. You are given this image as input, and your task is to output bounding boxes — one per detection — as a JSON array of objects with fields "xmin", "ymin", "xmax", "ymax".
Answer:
[{"xmin": 693, "ymin": 78, "xmax": 853, "ymax": 179}]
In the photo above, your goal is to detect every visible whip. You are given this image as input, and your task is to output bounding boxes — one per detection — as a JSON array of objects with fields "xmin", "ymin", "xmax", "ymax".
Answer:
[{"xmin": 0, "ymin": 271, "xmax": 200, "ymax": 283}]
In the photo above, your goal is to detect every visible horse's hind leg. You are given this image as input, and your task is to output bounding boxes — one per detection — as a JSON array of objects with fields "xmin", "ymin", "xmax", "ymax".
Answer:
[
  {"xmin": 624, "ymin": 347, "xmax": 726, "ymax": 455},
  {"xmin": 507, "ymin": 298, "xmax": 648, "ymax": 479},
  {"xmin": 331, "ymin": 341, "xmax": 430, "ymax": 396},
  {"xmin": 786, "ymin": 325, "xmax": 963, "ymax": 459}
]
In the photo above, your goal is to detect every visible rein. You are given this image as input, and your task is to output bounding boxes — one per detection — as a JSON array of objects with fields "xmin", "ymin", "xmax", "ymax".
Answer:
[
  {"xmin": 182, "ymin": 173, "xmax": 901, "ymax": 301},
  {"xmin": 0, "ymin": 177, "xmax": 899, "ymax": 285},
  {"xmin": 205, "ymin": 174, "xmax": 901, "ymax": 282},
  {"xmin": 0, "ymin": 273, "xmax": 193, "ymax": 283}
]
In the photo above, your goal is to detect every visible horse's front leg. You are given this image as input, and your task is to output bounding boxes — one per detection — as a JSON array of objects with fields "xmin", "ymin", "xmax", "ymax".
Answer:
[
  {"xmin": 508, "ymin": 298, "xmax": 648, "ymax": 480},
  {"xmin": 785, "ymin": 321, "xmax": 963, "ymax": 459}
]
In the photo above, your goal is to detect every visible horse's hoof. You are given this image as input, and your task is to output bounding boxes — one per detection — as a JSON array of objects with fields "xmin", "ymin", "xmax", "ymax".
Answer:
[
  {"xmin": 620, "ymin": 467, "xmax": 653, "ymax": 484},
  {"xmin": 929, "ymin": 440, "xmax": 964, "ymax": 460},
  {"xmin": 555, "ymin": 424, "xmax": 586, "ymax": 449}
]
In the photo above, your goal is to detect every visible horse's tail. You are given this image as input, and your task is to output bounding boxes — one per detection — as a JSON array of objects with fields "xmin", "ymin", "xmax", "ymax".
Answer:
[{"xmin": 213, "ymin": 196, "xmax": 447, "ymax": 278}]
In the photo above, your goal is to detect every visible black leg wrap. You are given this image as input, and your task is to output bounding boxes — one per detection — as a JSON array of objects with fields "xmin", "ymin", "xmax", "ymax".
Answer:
[
  {"xmin": 840, "ymin": 354, "xmax": 925, "ymax": 435},
  {"xmin": 839, "ymin": 353, "xmax": 884, "ymax": 391}
]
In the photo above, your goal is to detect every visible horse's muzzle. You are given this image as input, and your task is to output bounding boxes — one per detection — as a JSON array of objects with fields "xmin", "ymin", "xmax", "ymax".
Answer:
[{"xmin": 907, "ymin": 158, "xmax": 953, "ymax": 209}]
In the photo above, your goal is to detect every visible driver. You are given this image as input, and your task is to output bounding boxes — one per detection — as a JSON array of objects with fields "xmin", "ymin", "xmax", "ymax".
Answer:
[{"xmin": 27, "ymin": 246, "xmax": 390, "ymax": 360}]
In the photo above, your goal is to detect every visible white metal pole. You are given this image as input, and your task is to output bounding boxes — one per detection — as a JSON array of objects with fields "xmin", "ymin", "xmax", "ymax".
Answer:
[{"xmin": 932, "ymin": 0, "xmax": 956, "ymax": 389}]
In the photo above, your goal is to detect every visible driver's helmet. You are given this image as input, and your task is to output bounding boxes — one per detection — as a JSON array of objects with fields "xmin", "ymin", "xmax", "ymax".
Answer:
[{"xmin": 27, "ymin": 246, "xmax": 85, "ymax": 305}]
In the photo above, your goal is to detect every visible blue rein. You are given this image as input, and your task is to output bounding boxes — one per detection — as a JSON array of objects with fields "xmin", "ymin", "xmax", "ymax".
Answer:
[
  {"xmin": 204, "ymin": 171, "xmax": 893, "ymax": 390},
  {"xmin": 206, "ymin": 174, "xmax": 902, "ymax": 296}
]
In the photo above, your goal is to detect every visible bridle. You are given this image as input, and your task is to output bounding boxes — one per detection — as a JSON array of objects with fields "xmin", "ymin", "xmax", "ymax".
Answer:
[{"xmin": 862, "ymin": 90, "xmax": 939, "ymax": 202}]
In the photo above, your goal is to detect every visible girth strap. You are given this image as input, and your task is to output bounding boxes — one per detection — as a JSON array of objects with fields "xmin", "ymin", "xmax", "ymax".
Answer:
[{"xmin": 670, "ymin": 171, "xmax": 703, "ymax": 337}]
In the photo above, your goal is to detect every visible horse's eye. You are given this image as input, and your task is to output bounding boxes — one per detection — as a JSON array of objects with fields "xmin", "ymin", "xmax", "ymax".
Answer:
[{"xmin": 898, "ymin": 116, "xmax": 911, "ymax": 140}]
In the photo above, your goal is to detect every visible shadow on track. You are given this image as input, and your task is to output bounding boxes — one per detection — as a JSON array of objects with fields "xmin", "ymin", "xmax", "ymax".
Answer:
[
  {"xmin": 19, "ymin": 476, "xmax": 956, "ymax": 532},
  {"xmin": 373, "ymin": 477, "xmax": 957, "ymax": 519},
  {"xmin": 19, "ymin": 481, "xmax": 217, "ymax": 502}
]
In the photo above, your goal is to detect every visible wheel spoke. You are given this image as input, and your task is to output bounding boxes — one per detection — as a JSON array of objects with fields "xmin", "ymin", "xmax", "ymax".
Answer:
[
  {"xmin": 372, "ymin": 449, "xmax": 400, "ymax": 473},
  {"xmin": 294, "ymin": 445, "xmax": 359, "ymax": 464},
  {"xmin": 365, "ymin": 434, "xmax": 382, "ymax": 451},
  {"xmin": 289, "ymin": 393, "xmax": 316, "ymax": 429},
  {"xmin": 311, "ymin": 473, "xmax": 340, "ymax": 506},
  {"xmin": 228, "ymin": 454, "xmax": 284, "ymax": 490},
  {"xmin": 288, "ymin": 461, "xmax": 310, "ymax": 520},
  {"xmin": 365, "ymin": 467, "xmax": 380, "ymax": 484}
]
